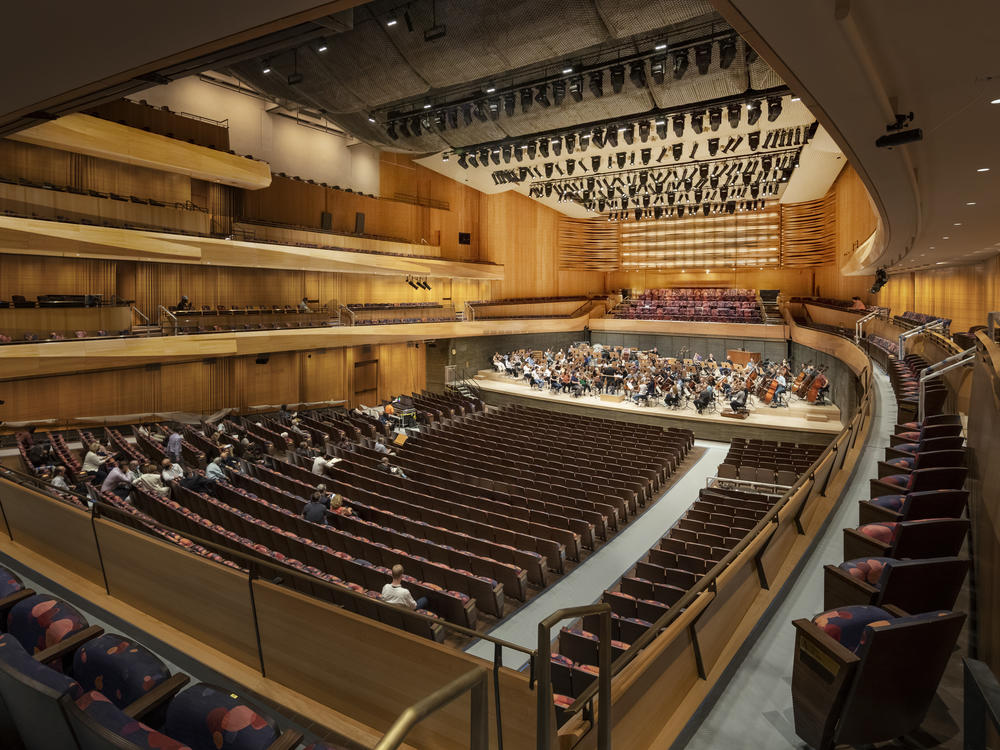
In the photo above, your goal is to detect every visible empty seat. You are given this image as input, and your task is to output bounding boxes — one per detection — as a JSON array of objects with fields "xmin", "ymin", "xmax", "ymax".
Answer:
[{"xmin": 823, "ymin": 556, "xmax": 969, "ymax": 613}]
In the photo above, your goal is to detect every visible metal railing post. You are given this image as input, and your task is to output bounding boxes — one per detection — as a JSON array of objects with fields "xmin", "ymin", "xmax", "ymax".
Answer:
[
  {"xmin": 855, "ymin": 310, "xmax": 878, "ymax": 344},
  {"xmin": 898, "ymin": 318, "xmax": 946, "ymax": 359},
  {"xmin": 158, "ymin": 305, "xmax": 178, "ymax": 334}
]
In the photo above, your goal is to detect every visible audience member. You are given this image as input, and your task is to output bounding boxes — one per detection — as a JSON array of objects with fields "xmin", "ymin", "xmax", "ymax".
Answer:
[
  {"xmin": 166, "ymin": 427, "xmax": 183, "ymax": 463},
  {"xmin": 205, "ymin": 456, "xmax": 227, "ymax": 482},
  {"xmin": 298, "ymin": 297, "xmax": 311, "ymax": 312},
  {"xmin": 311, "ymin": 453, "xmax": 341, "ymax": 476},
  {"xmin": 176, "ymin": 295, "xmax": 192, "ymax": 311},
  {"xmin": 160, "ymin": 458, "xmax": 184, "ymax": 483},
  {"xmin": 82, "ymin": 442, "xmax": 110, "ymax": 485},
  {"xmin": 302, "ymin": 491, "xmax": 329, "ymax": 524},
  {"xmin": 50, "ymin": 466, "xmax": 70, "ymax": 491},
  {"xmin": 100, "ymin": 461, "xmax": 132, "ymax": 499},
  {"xmin": 135, "ymin": 463, "xmax": 170, "ymax": 497},
  {"xmin": 328, "ymin": 493, "xmax": 353, "ymax": 517},
  {"xmin": 380, "ymin": 564, "xmax": 428, "ymax": 611},
  {"xmin": 378, "ymin": 456, "xmax": 407, "ymax": 479}
]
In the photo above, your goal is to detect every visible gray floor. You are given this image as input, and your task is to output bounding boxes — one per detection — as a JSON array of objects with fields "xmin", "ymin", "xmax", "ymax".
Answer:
[
  {"xmin": 464, "ymin": 439, "xmax": 730, "ymax": 670},
  {"xmin": 679, "ymin": 366, "xmax": 896, "ymax": 750}
]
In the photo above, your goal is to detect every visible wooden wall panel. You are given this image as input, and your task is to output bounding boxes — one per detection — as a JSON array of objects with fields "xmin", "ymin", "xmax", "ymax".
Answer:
[
  {"xmin": 834, "ymin": 162, "xmax": 879, "ymax": 271},
  {"xmin": 0, "ymin": 255, "xmax": 117, "ymax": 301}
]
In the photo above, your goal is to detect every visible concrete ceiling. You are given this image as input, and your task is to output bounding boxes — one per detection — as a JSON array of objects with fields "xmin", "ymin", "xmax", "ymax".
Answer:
[{"xmin": 712, "ymin": 0, "xmax": 1000, "ymax": 275}]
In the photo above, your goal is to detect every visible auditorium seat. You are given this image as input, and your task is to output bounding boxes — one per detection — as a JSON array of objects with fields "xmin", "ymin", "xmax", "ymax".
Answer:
[
  {"xmin": 876, "ymin": 449, "xmax": 965, "ymax": 480},
  {"xmin": 823, "ymin": 556, "xmax": 969, "ymax": 613},
  {"xmin": 792, "ymin": 605, "xmax": 964, "ymax": 750},
  {"xmin": 868, "ymin": 466, "xmax": 966, "ymax": 497},
  {"xmin": 859, "ymin": 489, "xmax": 968, "ymax": 524},
  {"xmin": 843, "ymin": 518, "xmax": 970, "ymax": 560},
  {"xmin": 6, "ymin": 594, "xmax": 102, "ymax": 670}
]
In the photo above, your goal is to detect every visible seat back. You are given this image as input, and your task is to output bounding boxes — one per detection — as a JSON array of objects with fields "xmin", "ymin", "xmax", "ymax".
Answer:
[
  {"xmin": 878, "ymin": 557, "xmax": 969, "ymax": 612},
  {"xmin": 902, "ymin": 489, "xmax": 968, "ymax": 520},
  {"xmin": 6, "ymin": 594, "xmax": 90, "ymax": 656},
  {"xmin": 908, "ymin": 466, "xmax": 967, "ymax": 492},
  {"xmin": 836, "ymin": 611, "xmax": 965, "ymax": 745},
  {"xmin": 912, "ymin": 449, "xmax": 966, "ymax": 471},
  {"xmin": 915, "ymin": 436, "xmax": 965, "ymax": 452},
  {"xmin": 61, "ymin": 690, "xmax": 182, "ymax": 750},
  {"xmin": 0, "ymin": 634, "xmax": 82, "ymax": 750},
  {"xmin": 894, "ymin": 518, "xmax": 970, "ymax": 559}
]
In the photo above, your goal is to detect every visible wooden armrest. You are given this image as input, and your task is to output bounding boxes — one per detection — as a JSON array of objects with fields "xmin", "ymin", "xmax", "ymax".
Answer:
[
  {"xmin": 792, "ymin": 619, "xmax": 860, "ymax": 664},
  {"xmin": 823, "ymin": 565, "xmax": 878, "ymax": 610},
  {"xmin": 0, "ymin": 589, "xmax": 35, "ymax": 613},
  {"xmin": 882, "ymin": 604, "xmax": 910, "ymax": 618},
  {"xmin": 123, "ymin": 673, "xmax": 190, "ymax": 719},
  {"xmin": 33, "ymin": 625, "xmax": 103, "ymax": 664},
  {"xmin": 858, "ymin": 500, "xmax": 900, "ymax": 525},
  {"xmin": 265, "ymin": 728, "xmax": 304, "ymax": 750}
]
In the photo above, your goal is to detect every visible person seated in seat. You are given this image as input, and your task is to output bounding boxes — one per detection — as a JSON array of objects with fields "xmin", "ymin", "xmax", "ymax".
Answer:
[
  {"xmin": 770, "ymin": 372, "xmax": 788, "ymax": 408},
  {"xmin": 100, "ymin": 458, "xmax": 133, "ymax": 499},
  {"xmin": 82, "ymin": 442, "xmax": 110, "ymax": 486},
  {"xmin": 380, "ymin": 564, "xmax": 428, "ymax": 611},
  {"xmin": 730, "ymin": 386, "xmax": 748, "ymax": 413},
  {"xmin": 298, "ymin": 296, "xmax": 311, "ymax": 312},
  {"xmin": 378, "ymin": 456, "xmax": 407, "ymax": 479},
  {"xmin": 50, "ymin": 466, "xmax": 70, "ymax": 491},
  {"xmin": 328, "ymin": 492, "xmax": 353, "ymax": 517},
  {"xmin": 851, "ymin": 296, "xmax": 867, "ymax": 310},
  {"xmin": 175, "ymin": 295, "xmax": 192, "ymax": 311},
  {"xmin": 160, "ymin": 457, "xmax": 184, "ymax": 484},
  {"xmin": 205, "ymin": 456, "xmax": 227, "ymax": 483},
  {"xmin": 373, "ymin": 437, "xmax": 395, "ymax": 456},
  {"xmin": 312, "ymin": 452, "xmax": 341, "ymax": 475},
  {"xmin": 665, "ymin": 381, "xmax": 681, "ymax": 407},
  {"xmin": 135, "ymin": 463, "xmax": 170, "ymax": 497},
  {"xmin": 302, "ymin": 490, "xmax": 330, "ymax": 524}
]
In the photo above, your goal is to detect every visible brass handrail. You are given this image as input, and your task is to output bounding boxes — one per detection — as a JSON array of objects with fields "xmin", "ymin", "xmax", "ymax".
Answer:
[
  {"xmin": 374, "ymin": 667, "xmax": 489, "ymax": 750},
  {"xmin": 537, "ymin": 603, "xmax": 613, "ymax": 750}
]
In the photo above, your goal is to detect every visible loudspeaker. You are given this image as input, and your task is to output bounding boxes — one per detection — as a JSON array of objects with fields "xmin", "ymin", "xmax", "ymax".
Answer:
[
  {"xmin": 392, "ymin": 433, "xmax": 408, "ymax": 446},
  {"xmin": 458, "ymin": 232, "xmax": 471, "ymax": 245},
  {"xmin": 354, "ymin": 212, "xmax": 365, "ymax": 234},
  {"xmin": 255, "ymin": 355, "xmax": 270, "ymax": 365},
  {"xmin": 320, "ymin": 211, "xmax": 332, "ymax": 230}
]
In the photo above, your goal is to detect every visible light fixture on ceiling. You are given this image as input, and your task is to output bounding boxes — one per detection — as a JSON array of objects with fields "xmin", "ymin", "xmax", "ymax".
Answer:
[
  {"xmin": 535, "ymin": 85, "xmax": 551, "ymax": 108},
  {"xmin": 422, "ymin": 103, "xmax": 431, "ymax": 109},
  {"xmin": 977, "ymin": 167, "xmax": 990, "ymax": 172},
  {"xmin": 767, "ymin": 96, "xmax": 783, "ymax": 122},
  {"xmin": 954, "ymin": 222, "xmax": 962, "ymax": 226},
  {"xmin": 485, "ymin": 85, "xmax": 496, "ymax": 93},
  {"xmin": 747, "ymin": 99, "xmax": 762, "ymax": 126},
  {"xmin": 966, "ymin": 202, "xmax": 977, "ymax": 206},
  {"xmin": 622, "ymin": 123, "xmax": 635, "ymax": 145},
  {"xmin": 552, "ymin": 80, "xmax": 566, "ymax": 105},
  {"xmin": 317, "ymin": 42, "xmax": 328, "ymax": 53},
  {"xmin": 503, "ymin": 92, "xmax": 515, "ymax": 117},
  {"xmin": 629, "ymin": 60, "xmax": 646, "ymax": 88},
  {"xmin": 569, "ymin": 76, "xmax": 583, "ymax": 102},
  {"xmin": 386, "ymin": 16, "xmax": 398, "ymax": 26},
  {"xmin": 610, "ymin": 64, "xmax": 625, "ymax": 93},
  {"xmin": 457, "ymin": 154, "xmax": 467, "ymax": 169},
  {"xmin": 441, "ymin": 153, "xmax": 449, "ymax": 162},
  {"xmin": 562, "ymin": 65, "xmax": 574, "ymax": 74},
  {"xmin": 386, "ymin": 122, "xmax": 398, "ymax": 139},
  {"xmin": 708, "ymin": 107, "xmax": 722, "ymax": 132},
  {"xmin": 262, "ymin": 63, "xmax": 272, "ymax": 74},
  {"xmin": 991, "ymin": 98, "xmax": 1000, "ymax": 104},
  {"xmin": 719, "ymin": 36, "xmax": 737, "ymax": 69},
  {"xmin": 368, "ymin": 115, "xmax": 376, "ymax": 123},
  {"xmin": 672, "ymin": 115, "xmax": 684, "ymax": 138},
  {"xmin": 520, "ymin": 88, "xmax": 533, "ymax": 114},
  {"xmin": 694, "ymin": 44, "xmax": 712, "ymax": 74},
  {"xmin": 691, "ymin": 112, "xmax": 704, "ymax": 134},
  {"xmin": 655, "ymin": 119, "xmax": 667, "ymax": 139},
  {"xmin": 638, "ymin": 120, "xmax": 651, "ymax": 143},
  {"xmin": 672, "ymin": 49, "xmax": 689, "ymax": 80},
  {"xmin": 589, "ymin": 70, "xmax": 604, "ymax": 98},
  {"xmin": 727, "ymin": 103, "xmax": 741, "ymax": 128},
  {"xmin": 650, "ymin": 55, "xmax": 666, "ymax": 85}
]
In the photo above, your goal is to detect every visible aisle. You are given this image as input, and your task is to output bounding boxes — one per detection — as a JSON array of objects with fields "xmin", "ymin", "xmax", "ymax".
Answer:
[
  {"xmin": 678, "ymin": 366, "xmax": 894, "ymax": 750},
  {"xmin": 464, "ymin": 439, "xmax": 729, "ymax": 671}
]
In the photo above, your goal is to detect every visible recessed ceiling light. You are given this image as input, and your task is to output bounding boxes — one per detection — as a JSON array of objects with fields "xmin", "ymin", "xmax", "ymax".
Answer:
[
  {"xmin": 966, "ymin": 202, "xmax": 977, "ymax": 206},
  {"xmin": 655, "ymin": 43, "xmax": 667, "ymax": 51},
  {"xmin": 992, "ymin": 98, "xmax": 1000, "ymax": 104},
  {"xmin": 954, "ymin": 222, "xmax": 962, "ymax": 226},
  {"xmin": 317, "ymin": 44, "xmax": 328, "ymax": 53},
  {"xmin": 943, "ymin": 236, "xmax": 950, "ymax": 239},
  {"xmin": 485, "ymin": 86, "xmax": 496, "ymax": 93},
  {"xmin": 367, "ymin": 116, "xmax": 376, "ymax": 123},
  {"xmin": 936, "ymin": 261, "xmax": 946, "ymax": 265},
  {"xmin": 978, "ymin": 168, "xmax": 990, "ymax": 172},
  {"xmin": 562, "ymin": 67, "xmax": 573, "ymax": 74},
  {"xmin": 423, "ymin": 103, "xmax": 431, "ymax": 109},
  {"xmin": 262, "ymin": 66, "xmax": 272, "ymax": 74},
  {"xmin": 791, "ymin": 97, "xmax": 801, "ymax": 102},
  {"xmin": 386, "ymin": 18, "xmax": 398, "ymax": 26}
]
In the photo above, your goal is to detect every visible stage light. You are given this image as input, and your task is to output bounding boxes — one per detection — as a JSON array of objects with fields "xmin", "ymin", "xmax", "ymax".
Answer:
[
  {"xmin": 535, "ymin": 85, "xmax": 551, "ymax": 108},
  {"xmin": 386, "ymin": 122, "xmax": 398, "ymax": 140},
  {"xmin": 589, "ymin": 70, "xmax": 604, "ymax": 98},
  {"xmin": 446, "ymin": 108, "xmax": 458, "ymax": 128},
  {"xmin": 672, "ymin": 143, "xmax": 683, "ymax": 161},
  {"xmin": 622, "ymin": 123, "xmax": 635, "ymax": 145},
  {"xmin": 727, "ymin": 103, "xmax": 741, "ymax": 129},
  {"xmin": 592, "ymin": 155, "xmax": 602, "ymax": 172},
  {"xmin": 487, "ymin": 98, "xmax": 500, "ymax": 120},
  {"xmin": 262, "ymin": 63, "xmax": 272, "ymax": 74},
  {"xmin": 638, "ymin": 120, "xmax": 651, "ymax": 143},
  {"xmin": 767, "ymin": 96, "xmax": 782, "ymax": 122},
  {"xmin": 719, "ymin": 36, "xmax": 737, "ymax": 69},
  {"xmin": 479, "ymin": 148, "xmax": 489, "ymax": 164},
  {"xmin": 610, "ymin": 64, "xmax": 625, "ymax": 93},
  {"xmin": 708, "ymin": 107, "xmax": 722, "ymax": 132},
  {"xmin": 672, "ymin": 50, "xmax": 689, "ymax": 80},
  {"xmin": 551, "ymin": 137, "xmax": 562, "ymax": 157},
  {"xmin": 473, "ymin": 101, "xmax": 488, "ymax": 122},
  {"xmin": 672, "ymin": 115, "xmax": 685, "ymax": 138},
  {"xmin": 634, "ymin": 208, "xmax": 642, "ymax": 221},
  {"xmin": 565, "ymin": 134, "xmax": 575, "ymax": 154},
  {"xmin": 695, "ymin": 44, "xmax": 712, "ymax": 74},
  {"xmin": 708, "ymin": 138, "xmax": 719, "ymax": 156},
  {"xmin": 525, "ymin": 141, "xmax": 537, "ymax": 160},
  {"xmin": 461, "ymin": 104, "xmax": 473, "ymax": 126},
  {"xmin": 591, "ymin": 128, "xmax": 604, "ymax": 148},
  {"xmin": 641, "ymin": 148, "xmax": 651, "ymax": 165},
  {"xmin": 515, "ymin": 89, "xmax": 531, "ymax": 116},
  {"xmin": 691, "ymin": 112, "xmax": 704, "ymax": 134},
  {"xmin": 566, "ymin": 158, "xmax": 575, "ymax": 175},
  {"xmin": 747, "ymin": 99, "xmax": 762, "ymax": 126},
  {"xmin": 748, "ymin": 130, "xmax": 760, "ymax": 150},
  {"xmin": 502, "ymin": 145, "xmax": 512, "ymax": 163},
  {"xmin": 568, "ymin": 76, "xmax": 584, "ymax": 103},
  {"xmin": 539, "ymin": 139, "xmax": 549, "ymax": 158},
  {"xmin": 503, "ymin": 93, "xmax": 515, "ymax": 117},
  {"xmin": 606, "ymin": 126, "xmax": 618, "ymax": 148},
  {"xmin": 650, "ymin": 55, "xmax": 666, "ymax": 85},
  {"xmin": 552, "ymin": 80, "xmax": 566, "ymax": 106},
  {"xmin": 468, "ymin": 154, "xmax": 478, "ymax": 167},
  {"xmin": 655, "ymin": 119, "xmax": 667, "ymax": 139},
  {"xmin": 490, "ymin": 150, "xmax": 500, "ymax": 166},
  {"xmin": 457, "ymin": 154, "xmax": 467, "ymax": 169},
  {"xmin": 630, "ymin": 61, "xmax": 646, "ymax": 88},
  {"xmin": 406, "ymin": 277, "xmax": 417, "ymax": 288}
]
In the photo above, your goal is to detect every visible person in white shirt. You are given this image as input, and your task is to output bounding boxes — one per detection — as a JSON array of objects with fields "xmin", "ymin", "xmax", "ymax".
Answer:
[
  {"xmin": 311, "ymin": 453, "xmax": 341, "ymax": 475},
  {"xmin": 205, "ymin": 457, "xmax": 227, "ymax": 482},
  {"xmin": 380, "ymin": 565, "xmax": 428, "ymax": 611},
  {"xmin": 50, "ymin": 466, "xmax": 70, "ymax": 491},
  {"xmin": 161, "ymin": 458, "xmax": 184, "ymax": 483},
  {"xmin": 771, "ymin": 372, "xmax": 788, "ymax": 408},
  {"xmin": 135, "ymin": 464, "xmax": 170, "ymax": 497}
]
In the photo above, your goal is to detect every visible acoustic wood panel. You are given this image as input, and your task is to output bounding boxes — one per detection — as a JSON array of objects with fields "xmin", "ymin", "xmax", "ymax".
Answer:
[
  {"xmin": 780, "ymin": 193, "xmax": 836, "ymax": 267},
  {"xmin": 558, "ymin": 218, "xmax": 620, "ymax": 270},
  {"xmin": 10, "ymin": 114, "xmax": 272, "ymax": 189}
]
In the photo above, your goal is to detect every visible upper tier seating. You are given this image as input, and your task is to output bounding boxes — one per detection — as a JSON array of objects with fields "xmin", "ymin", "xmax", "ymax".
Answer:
[
  {"xmin": 895, "ymin": 310, "xmax": 951, "ymax": 334},
  {"xmin": 716, "ymin": 438, "xmax": 826, "ymax": 487},
  {"xmin": 611, "ymin": 288, "xmax": 763, "ymax": 323}
]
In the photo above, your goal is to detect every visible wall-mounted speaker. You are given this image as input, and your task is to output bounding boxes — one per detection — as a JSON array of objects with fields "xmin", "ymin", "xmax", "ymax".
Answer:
[
  {"xmin": 255, "ymin": 355, "xmax": 270, "ymax": 365},
  {"xmin": 458, "ymin": 232, "xmax": 471, "ymax": 245},
  {"xmin": 354, "ymin": 212, "xmax": 366, "ymax": 234}
]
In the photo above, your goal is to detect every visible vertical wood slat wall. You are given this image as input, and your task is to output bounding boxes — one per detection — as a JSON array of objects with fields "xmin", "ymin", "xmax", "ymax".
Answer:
[{"xmin": 779, "ymin": 193, "xmax": 836, "ymax": 267}]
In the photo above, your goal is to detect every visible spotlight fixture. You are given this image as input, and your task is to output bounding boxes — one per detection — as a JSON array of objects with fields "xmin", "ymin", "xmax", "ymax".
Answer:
[
  {"xmin": 409, "ymin": 116, "xmax": 421, "ymax": 136},
  {"xmin": 695, "ymin": 44, "xmax": 712, "ymax": 74},
  {"xmin": 479, "ymin": 148, "xmax": 489, "ymax": 165},
  {"xmin": 552, "ymin": 80, "xmax": 566, "ymax": 106},
  {"xmin": 535, "ymin": 85, "xmax": 551, "ymax": 108},
  {"xmin": 691, "ymin": 112, "xmax": 704, "ymax": 134},
  {"xmin": 539, "ymin": 139, "xmax": 549, "ymax": 158},
  {"xmin": 767, "ymin": 96, "xmax": 783, "ymax": 122},
  {"xmin": 629, "ymin": 60, "xmax": 646, "ymax": 88},
  {"xmin": 727, "ymin": 103, "xmax": 741, "ymax": 128},
  {"xmin": 468, "ymin": 154, "xmax": 479, "ymax": 167},
  {"xmin": 719, "ymin": 36, "xmax": 737, "ymax": 69},
  {"xmin": 526, "ymin": 141, "xmax": 537, "ymax": 159},
  {"xmin": 591, "ymin": 155, "xmax": 602, "ymax": 172},
  {"xmin": 610, "ymin": 64, "xmax": 625, "ymax": 93},
  {"xmin": 708, "ymin": 107, "xmax": 722, "ymax": 132},
  {"xmin": 487, "ymin": 98, "xmax": 500, "ymax": 120},
  {"xmin": 262, "ymin": 63, "xmax": 272, "ymax": 74},
  {"xmin": 672, "ymin": 49, "xmax": 689, "ymax": 80},
  {"xmin": 501, "ymin": 145, "xmax": 512, "ymax": 164},
  {"xmin": 317, "ymin": 41, "xmax": 328, "ymax": 53},
  {"xmin": 616, "ymin": 152, "xmax": 627, "ymax": 169},
  {"xmin": 490, "ymin": 149, "xmax": 500, "ymax": 166},
  {"xmin": 386, "ymin": 16, "xmax": 398, "ymax": 27},
  {"xmin": 406, "ymin": 276, "xmax": 417, "ymax": 289},
  {"xmin": 672, "ymin": 143, "xmax": 683, "ymax": 161},
  {"xmin": 747, "ymin": 99, "xmax": 762, "ymax": 126},
  {"xmin": 589, "ymin": 70, "xmax": 604, "ymax": 98},
  {"xmin": 551, "ymin": 137, "xmax": 562, "ymax": 157},
  {"xmin": 606, "ymin": 125, "xmax": 619, "ymax": 148},
  {"xmin": 461, "ymin": 104, "xmax": 473, "ymax": 126},
  {"xmin": 591, "ymin": 128, "xmax": 605, "ymax": 148},
  {"xmin": 565, "ymin": 159, "xmax": 575, "ymax": 175},
  {"xmin": 655, "ymin": 119, "xmax": 667, "ymax": 139},
  {"xmin": 748, "ymin": 131, "xmax": 760, "ymax": 150},
  {"xmin": 503, "ymin": 92, "xmax": 515, "ymax": 117},
  {"xmin": 622, "ymin": 123, "xmax": 635, "ymax": 145},
  {"xmin": 650, "ymin": 55, "xmax": 666, "ymax": 85},
  {"xmin": 672, "ymin": 116, "xmax": 686, "ymax": 139},
  {"xmin": 641, "ymin": 148, "xmax": 651, "ymax": 165},
  {"xmin": 708, "ymin": 138, "xmax": 719, "ymax": 156},
  {"xmin": 870, "ymin": 267, "xmax": 888, "ymax": 294},
  {"xmin": 386, "ymin": 122, "xmax": 398, "ymax": 140},
  {"xmin": 638, "ymin": 121, "xmax": 651, "ymax": 143},
  {"xmin": 473, "ymin": 101, "xmax": 488, "ymax": 122},
  {"xmin": 569, "ymin": 76, "xmax": 583, "ymax": 102},
  {"xmin": 446, "ymin": 108, "xmax": 458, "ymax": 128},
  {"xmin": 457, "ymin": 153, "xmax": 467, "ymax": 169}
]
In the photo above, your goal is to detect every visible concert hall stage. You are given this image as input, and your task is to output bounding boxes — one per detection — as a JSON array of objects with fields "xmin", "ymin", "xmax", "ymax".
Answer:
[{"xmin": 473, "ymin": 373, "xmax": 842, "ymax": 444}]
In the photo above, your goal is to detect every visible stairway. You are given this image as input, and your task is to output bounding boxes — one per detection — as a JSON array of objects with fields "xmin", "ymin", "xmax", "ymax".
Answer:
[
  {"xmin": 131, "ymin": 324, "xmax": 163, "ymax": 337},
  {"xmin": 761, "ymin": 301, "xmax": 783, "ymax": 324}
]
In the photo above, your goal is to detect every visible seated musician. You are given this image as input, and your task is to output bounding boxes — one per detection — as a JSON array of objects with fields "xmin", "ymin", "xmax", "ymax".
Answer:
[
  {"xmin": 730, "ymin": 386, "xmax": 748, "ymax": 413},
  {"xmin": 770, "ymin": 371, "xmax": 788, "ymax": 408},
  {"xmin": 665, "ymin": 382, "xmax": 681, "ymax": 407},
  {"xmin": 815, "ymin": 380, "xmax": 831, "ymax": 404},
  {"xmin": 634, "ymin": 380, "xmax": 648, "ymax": 405},
  {"xmin": 560, "ymin": 371, "xmax": 572, "ymax": 393},
  {"xmin": 695, "ymin": 381, "xmax": 715, "ymax": 414}
]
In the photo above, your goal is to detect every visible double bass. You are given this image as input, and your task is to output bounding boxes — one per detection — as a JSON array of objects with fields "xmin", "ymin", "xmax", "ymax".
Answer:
[
  {"xmin": 806, "ymin": 368, "xmax": 829, "ymax": 403},
  {"xmin": 762, "ymin": 365, "xmax": 788, "ymax": 405},
  {"xmin": 790, "ymin": 364, "xmax": 809, "ymax": 393}
]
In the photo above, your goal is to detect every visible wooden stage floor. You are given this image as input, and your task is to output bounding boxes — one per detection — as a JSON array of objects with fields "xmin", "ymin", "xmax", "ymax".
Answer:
[{"xmin": 473, "ymin": 372, "xmax": 843, "ymax": 443}]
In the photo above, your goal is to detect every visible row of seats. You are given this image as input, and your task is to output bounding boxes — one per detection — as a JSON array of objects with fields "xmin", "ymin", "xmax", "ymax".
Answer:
[
  {"xmin": 0, "ymin": 562, "xmax": 348, "ymax": 749},
  {"xmin": 0, "ymin": 173, "xmax": 207, "ymax": 213},
  {"xmin": 549, "ymin": 486, "xmax": 771, "ymax": 716},
  {"xmin": 612, "ymin": 288, "xmax": 761, "ymax": 323},
  {"xmin": 895, "ymin": 310, "xmax": 951, "ymax": 333},
  {"xmin": 717, "ymin": 437, "xmax": 826, "ymax": 485},
  {"xmin": 1, "ymin": 330, "xmax": 129, "ymax": 344},
  {"xmin": 789, "ymin": 410, "xmax": 968, "ymax": 750}
]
